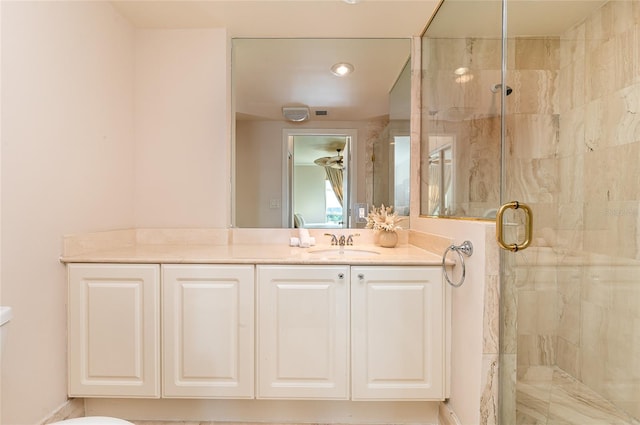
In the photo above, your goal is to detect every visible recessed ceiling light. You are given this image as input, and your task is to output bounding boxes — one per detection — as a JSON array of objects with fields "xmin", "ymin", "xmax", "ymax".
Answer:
[
  {"xmin": 453, "ymin": 67, "xmax": 470, "ymax": 76},
  {"xmin": 331, "ymin": 62, "xmax": 354, "ymax": 77},
  {"xmin": 342, "ymin": 0, "xmax": 360, "ymax": 4}
]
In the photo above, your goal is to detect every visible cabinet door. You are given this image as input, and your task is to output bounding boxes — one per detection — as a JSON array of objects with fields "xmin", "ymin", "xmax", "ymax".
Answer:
[
  {"xmin": 257, "ymin": 265, "xmax": 349, "ymax": 399},
  {"xmin": 68, "ymin": 264, "xmax": 160, "ymax": 397},
  {"xmin": 351, "ymin": 266, "xmax": 444, "ymax": 400},
  {"xmin": 162, "ymin": 264, "xmax": 254, "ymax": 398}
]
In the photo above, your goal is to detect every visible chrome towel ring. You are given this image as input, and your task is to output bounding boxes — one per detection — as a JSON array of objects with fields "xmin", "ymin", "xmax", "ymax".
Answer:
[{"xmin": 442, "ymin": 240, "xmax": 473, "ymax": 287}]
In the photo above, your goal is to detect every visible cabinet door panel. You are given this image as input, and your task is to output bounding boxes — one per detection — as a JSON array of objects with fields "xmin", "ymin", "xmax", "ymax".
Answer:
[
  {"xmin": 68, "ymin": 264, "xmax": 160, "ymax": 397},
  {"xmin": 162, "ymin": 265, "xmax": 254, "ymax": 398},
  {"xmin": 257, "ymin": 265, "xmax": 349, "ymax": 399},
  {"xmin": 351, "ymin": 266, "xmax": 444, "ymax": 400}
]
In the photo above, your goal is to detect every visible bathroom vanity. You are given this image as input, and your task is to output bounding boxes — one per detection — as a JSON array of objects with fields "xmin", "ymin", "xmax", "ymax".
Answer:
[{"xmin": 61, "ymin": 229, "xmax": 451, "ymax": 407}]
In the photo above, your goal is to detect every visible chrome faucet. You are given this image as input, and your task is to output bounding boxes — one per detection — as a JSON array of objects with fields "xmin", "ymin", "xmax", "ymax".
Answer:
[
  {"xmin": 324, "ymin": 233, "xmax": 338, "ymax": 245},
  {"xmin": 325, "ymin": 233, "xmax": 360, "ymax": 246}
]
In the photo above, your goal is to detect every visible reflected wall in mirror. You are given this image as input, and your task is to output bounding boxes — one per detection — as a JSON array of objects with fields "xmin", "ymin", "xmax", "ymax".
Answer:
[
  {"xmin": 233, "ymin": 38, "xmax": 411, "ymax": 228},
  {"xmin": 426, "ymin": 138, "xmax": 454, "ymax": 216},
  {"xmin": 420, "ymin": 0, "xmax": 503, "ymax": 219}
]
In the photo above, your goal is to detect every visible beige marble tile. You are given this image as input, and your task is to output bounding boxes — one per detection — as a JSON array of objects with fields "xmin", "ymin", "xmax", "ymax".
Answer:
[
  {"xmin": 408, "ymin": 229, "xmax": 451, "ymax": 255},
  {"xmin": 508, "ymin": 70, "xmax": 559, "ymax": 115},
  {"xmin": 438, "ymin": 402, "xmax": 462, "ymax": 425},
  {"xmin": 557, "ymin": 105, "xmax": 585, "ymax": 158},
  {"xmin": 585, "ymin": 38, "xmax": 616, "ymax": 102},
  {"xmin": 41, "ymin": 399, "xmax": 84, "ymax": 424},
  {"xmin": 479, "ymin": 355, "xmax": 499, "ymax": 425},
  {"xmin": 500, "ymin": 269, "xmax": 518, "ymax": 355},
  {"xmin": 517, "ymin": 335, "xmax": 556, "ymax": 367},
  {"xmin": 483, "ymin": 274, "xmax": 500, "ymax": 355},
  {"xmin": 560, "ymin": 22, "xmax": 585, "ymax": 69},
  {"xmin": 555, "ymin": 338, "xmax": 580, "ymax": 380},
  {"xmin": 558, "ymin": 56, "xmax": 586, "ymax": 113},
  {"xmin": 585, "ymin": 1, "xmax": 614, "ymax": 52},
  {"xmin": 613, "ymin": 25, "xmax": 639, "ymax": 90},
  {"xmin": 500, "ymin": 354, "xmax": 518, "ymax": 425},
  {"xmin": 508, "ymin": 114, "xmax": 559, "ymax": 160},
  {"xmin": 611, "ymin": 1, "xmax": 638, "ymax": 36},
  {"xmin": 606, "ymin": 83, "xmax": 640, "ymax": 148},
  {"xmin": 515, "ymin": 37, "xmax": 560, "ymax": 71}
]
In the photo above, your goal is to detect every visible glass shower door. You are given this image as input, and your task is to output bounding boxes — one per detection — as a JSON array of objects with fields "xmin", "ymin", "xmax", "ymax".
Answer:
[{"xmin": 499, "ymin": 1, "xmax": 640, "ymax": 424}]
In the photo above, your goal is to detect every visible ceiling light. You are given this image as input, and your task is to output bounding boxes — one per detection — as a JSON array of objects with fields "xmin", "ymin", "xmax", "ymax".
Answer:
[
  {"xmin": 342, "ymin": 0, "xmax": 360, "ymax": 4},
  {"xmin": 331, "ymin": 62, "xmax": 354, "ymax": 77},
  {"xmin": 282, "ymin": 106, "xmax": 310, "ymax": 122},
  {"xmin": 453, "ymin": 67, "xmax": 470, "ymax": 76}
]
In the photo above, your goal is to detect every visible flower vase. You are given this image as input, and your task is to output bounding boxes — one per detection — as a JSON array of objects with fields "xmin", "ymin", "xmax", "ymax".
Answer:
[{"xmin": 377, "ymin": 230, "xmax": 398, "ymax": 248}]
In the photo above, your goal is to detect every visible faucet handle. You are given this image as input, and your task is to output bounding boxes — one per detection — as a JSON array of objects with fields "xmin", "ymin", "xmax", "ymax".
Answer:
[
  {"xmin": 324, "ymin": 233, "xmax": 338, "ymax": 245},
  {"xmin": 346, "ymin": 233, "xmax": 360, "ymax": 245}
]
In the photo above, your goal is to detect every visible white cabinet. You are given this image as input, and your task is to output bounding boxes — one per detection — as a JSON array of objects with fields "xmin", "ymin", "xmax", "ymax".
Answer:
[
  {"xmin": 68, "ymin": 261, "xmax": 447, "ymax": 402},
  {"xmin": 257, "ymin": 265, "xmax": 350, "ymax": 399},
  {"xmin": 351, "ymin": 266, "xmax": 445, "ymax": 400},
  {"xmin": 67, "ymin": 264, "xmax": 160, "ymax": 397},
  {"xmin": 162, "ymin": 264, "xmax": 254, "ymax": 398}
]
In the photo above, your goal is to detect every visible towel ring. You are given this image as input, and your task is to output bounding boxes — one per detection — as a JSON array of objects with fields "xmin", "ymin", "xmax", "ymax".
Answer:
[{"xmin": 442, "ymin": 241, "xmax": 473, "ymax": 288}]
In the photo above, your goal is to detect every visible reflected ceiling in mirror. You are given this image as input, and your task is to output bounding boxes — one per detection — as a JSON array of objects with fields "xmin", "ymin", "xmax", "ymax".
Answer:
[{"xmin": 233, "ymin": 38, "xmax": 411, "ymax": 122}]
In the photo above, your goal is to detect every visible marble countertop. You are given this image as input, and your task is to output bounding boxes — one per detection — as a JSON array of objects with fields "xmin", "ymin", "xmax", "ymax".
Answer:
[
  {"xmin": 60, "ymin": 243, "xmax": 446, "ymax": 266},
  {"xmin": 59, "ymin": 228, "xmax": 454, "ymax": 266}
]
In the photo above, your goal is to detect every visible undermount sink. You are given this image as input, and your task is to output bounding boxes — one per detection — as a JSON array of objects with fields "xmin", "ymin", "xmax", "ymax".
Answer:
[{"xmin": 308, "ymin": 248, "xmax": 380, "ymax": 256}]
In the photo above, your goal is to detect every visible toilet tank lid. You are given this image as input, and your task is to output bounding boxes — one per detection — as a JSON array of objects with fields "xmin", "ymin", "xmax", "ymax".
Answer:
[{"xmin": 0, "ymin": 306, "xmax": 12, "ymax": 327}]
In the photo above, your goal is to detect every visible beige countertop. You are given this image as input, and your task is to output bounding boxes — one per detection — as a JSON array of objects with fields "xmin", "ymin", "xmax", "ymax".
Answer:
[
  {"xmin": 60, "ymin": 243, "xmax": 445, "ymax": 266},
  {"xmin": 59, "ymin": 228, "xmax": 452, "ymax": 266}
]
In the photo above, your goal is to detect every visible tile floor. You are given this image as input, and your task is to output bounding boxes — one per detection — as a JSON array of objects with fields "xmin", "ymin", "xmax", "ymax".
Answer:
[{"xmin": 517, "ymin": 366, "xmax": 640, "ymax": 425}]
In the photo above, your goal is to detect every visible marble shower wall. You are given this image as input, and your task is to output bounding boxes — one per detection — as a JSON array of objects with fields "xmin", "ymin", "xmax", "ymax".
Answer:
[{"xmin": 506, "ymin": 1, "xmax": 640, "ymax": 421}]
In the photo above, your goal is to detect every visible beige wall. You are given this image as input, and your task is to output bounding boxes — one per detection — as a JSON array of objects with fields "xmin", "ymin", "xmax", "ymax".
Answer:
[
  {"xmin": 1, "ymin": 2, "xmax": 136, "ymax": 424},
  {"xmin": 134, "ymin": 28, "xmax": 229, "ymax": 228},
  {"xmin": 1, "ymin": 5, "xmax": 230, "ymax": 424}
]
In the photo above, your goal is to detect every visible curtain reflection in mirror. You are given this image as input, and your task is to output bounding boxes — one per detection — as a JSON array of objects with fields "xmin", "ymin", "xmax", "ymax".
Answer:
[{"xmin": 324, "ymin": 167, "xmax": 343, "ymax": 207}]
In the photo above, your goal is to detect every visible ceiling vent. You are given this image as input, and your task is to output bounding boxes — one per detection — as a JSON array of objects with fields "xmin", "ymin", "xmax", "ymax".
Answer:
[{"xmin": 282, "ymin": 107, "xmax": 310, "ymax": 122}]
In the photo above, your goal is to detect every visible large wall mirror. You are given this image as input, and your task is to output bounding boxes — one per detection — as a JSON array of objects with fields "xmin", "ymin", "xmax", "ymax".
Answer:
[
  {"xmin": 233, "ymin": 38, "xmax": 411, "ymax": 228},
  {"xmin": 419, "ymin": 0, "xmax": 503, "ymax": 219}
]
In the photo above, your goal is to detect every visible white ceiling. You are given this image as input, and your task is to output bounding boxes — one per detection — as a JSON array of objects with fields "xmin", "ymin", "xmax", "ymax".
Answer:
[{"xmin": 111, "ymin": 1, "xmax": 441, "ymax": 38}]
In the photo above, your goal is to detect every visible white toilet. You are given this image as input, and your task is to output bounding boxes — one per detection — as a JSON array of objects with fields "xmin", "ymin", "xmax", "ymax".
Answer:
[
  {"xmin": 49, "ymin": 417, "xmax": 134, "ymax": 425},
  {"xmin": 0, "ymin": 306, "xmax": 12, "ymax": 355}
]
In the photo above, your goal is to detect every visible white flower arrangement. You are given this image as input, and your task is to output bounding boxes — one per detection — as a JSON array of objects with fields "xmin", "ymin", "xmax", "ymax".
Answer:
[{"xmin": 365, "ymin": 204, "xmax": 404, "ymax": 232}]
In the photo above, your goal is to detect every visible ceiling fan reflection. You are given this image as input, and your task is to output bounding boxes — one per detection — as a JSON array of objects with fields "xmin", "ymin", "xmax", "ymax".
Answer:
[{"xmin": 314, "ymin": 148, "xmax": 344, "ymax": 169}]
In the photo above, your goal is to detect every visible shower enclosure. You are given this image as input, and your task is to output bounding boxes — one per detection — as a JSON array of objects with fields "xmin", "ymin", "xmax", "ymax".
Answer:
[{"xmin": 421, "ymin": 1, "xmax": 640, "ymax": 424}]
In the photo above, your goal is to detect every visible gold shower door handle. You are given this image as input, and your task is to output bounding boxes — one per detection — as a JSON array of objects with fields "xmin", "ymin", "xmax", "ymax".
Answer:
[{"xmin": 496, "ymin": 201, "xmax": 533, "ymax": 252}]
